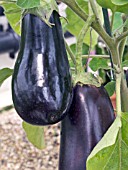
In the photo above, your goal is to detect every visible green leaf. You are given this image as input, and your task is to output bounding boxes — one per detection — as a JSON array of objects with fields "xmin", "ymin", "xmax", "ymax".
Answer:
[
  {"xmin": 96, "ymin": 0, "xmax": 116, "ymax": 12},
  {"xmin": 25, "ymin": 0, "xmax": 58, "ymax": 26},
  {"xmin": 124, "ymin": 50, "xmax": 128, "ymax": 61},
  {"xmin": 122, "ymin": 113, "xmax": 128, "ymax": 146},
  {"xmin": 0, "ymin": 68, "xmax": 13, "ymax": 87},
  {"xmin": 65, "ymin": 0, "xmax": 87, "ymax": 36},
  {"xmin": 112, "ymin": 12, "xmax": 123, "ymax": 33},
  {"xmin": 70, "ymin": 43, "xmax": 89, "ymax": 55},
  {"xmin": 2, "ymin": 3, "xmax": 22, "ymax": 35},
  {"xmin": 60, "ymin": 17, "xmax": 68, "ymax": 33},
  {"xmin": 116, "ymin": 4, "xmax": 128, "ymax": 14},
  {"xmin": 112, "ymin": 0, "xmax": 128, "ymax": 5},
  {"xmin": 17, "ymin": 0, "xmax": 40, "ymax": 9},
  {"xmin": 105, "ymin": 81, "xmax": 115, "ymax": 96},
  {"xmin": 22, "ymin": 121, "xmax": 45, "ymax": 150},
  {"xmin": 2, "ymin": 0, "xmax": 58, "ymax": 34},
  {"xmin": 87, "ymin": 117, "xmax": 121, "ymax": 170},
  {"xmin": 41, "ymin": 0, "xmax": 58, "ymax": 19},
  {"xmin": 77, "ymin": 0, "xmax": 89, "ymax": 14},
  {"xmin": 97, "ymin": 0, "xmax": 128, "ymax": 14},
  {"xmin": 87, "ymin": 113, "xmax": 128, "ymax": 170},
  {"xmin": 122, "ymin": 60, "xmax": 128, "ymax": 67},
  {"xmin": 89, "ymin": 58, "xmax": 111, "ymax": 72},
  {"xmin": 65, "ymin": 1, "xmax": 100, "ymax": 47}
]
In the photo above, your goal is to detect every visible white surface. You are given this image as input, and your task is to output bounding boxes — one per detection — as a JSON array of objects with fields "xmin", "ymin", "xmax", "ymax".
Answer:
[
  {"xmin": 0, "ymin": 53, "xmax": 16, "ymax": 108},
  {"xmin": 0, "ymin": 16, "xmax": 15, "ymax": 108},
  {"xmin": 0, "ymin": 16, "xmax": 8, "ymax": 31}
]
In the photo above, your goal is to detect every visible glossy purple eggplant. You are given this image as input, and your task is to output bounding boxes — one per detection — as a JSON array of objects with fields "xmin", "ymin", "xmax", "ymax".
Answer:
[
  {"xmin": 12, "ymin": 11, "xmax": 72, "ymax": 125},
  {"xmin": 59, "ymin": 84, "xmax": 115, "ymax": 170}
]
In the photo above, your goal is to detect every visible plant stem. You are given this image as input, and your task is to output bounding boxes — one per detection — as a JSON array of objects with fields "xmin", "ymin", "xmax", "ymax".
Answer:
[
  {"xmin": 118, "ymin": 14, "xmax": 128, "ymax": 112},
  {"xmin": 116, "ymin": 30, "xmax": 128, "ymax": 43},
  {"xmin": 82, "ymin": 55, "xmax": 110, "ymax": 59},
  {"xmin": 110, "ymin": 43, "xmax": 121, "ymax": 67},
  {"xmin": 121, "ymin": 74, "xmax": 128, "ymax": 112},
  {"xmin": 59, "ymin": 0, "xmax": 114, "ymax": 50},
  {"xmin": 116, "ymin": 73, "xmax": 122, "ymax": 116},
  {"xmin": 119, "ymin": 16, "xmax": 128, "ymax": 61},
  {"xmin": 58, "ymin": 0, "xmax": 126, "ymax": 67},
  {"xmin": 89, "ymin": 0, "xmax": 99, "ymax": 20},
  {"xmin": 59, "ymin": 0, "xmax": 128, "ymax": 114},
  {"xmin": 110, "ymin": 12, "xmax": 115, "ymax": 31},
  {"xmin": 65, "ymin": 40, "xmax": 76, "ymax": 66},
  {"xmin": 76, "ymin": 16, "xmax": 95, "ymax": 74}
]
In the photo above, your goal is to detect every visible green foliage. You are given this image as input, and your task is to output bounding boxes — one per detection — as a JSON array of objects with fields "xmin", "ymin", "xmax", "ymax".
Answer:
[
  {"xmin": 1, "ymin": 0, "xmax": 58, "ymax": 34},
  {"xmin": 70, "ymin": 43, "xmax": 89, "ymax": 55},
  {"xmin": 112, "ymin": 0, "xmax": 128, "ymax": 5},
  {"xmin": 0, "ymin": 1, "xmax": 128, "ymax": 168},
  {"xmin": 17, "ymin": 0, "xmax": 40, "ymax": 9},
  {"xmin": 65, "ymin": 2, "xmax": 86, "ymax": 38},
  {"xmin": 112, "ymin": 12, "xmax": 123, "ymax": 33},
  {"xmin": 105, "ymin": 81, "xmax": 115, "ymax": 97},
  {"xmin": 0, "ymin": 68, "xmax": 13, "ymax": 87},
  {"xmin": 122, "ymin": 60, "xmax": 128, "ymax": 67},
  {"xmin": 89, "ymin": 58, "xmax": 111, "ymax": 72},
  {"xmin": 65, "ymin": 1, "xmax": 100, "ymax": 47},
  {"xmin": 36, "ymin": 0, "xmax": 58, "ymax": 19},
  {"xmin": 123, "ymin": 49, "xmax": 128, "ymax": 61},
  {"xmin": 87, "ymin": 113, "xmax": 128, "ymax": 170},
  {"xmin": 68, "ymin": 43, "xmax": 89, "ymax": 69},
  {"xmin": 77, "ymin": 0, "xmax": 89, "ymax": 14},
  {"xmin": 96, "ymin": 0, "xmax": 115, "ymax": 12},
  {"xmin": 76, "ymin": 16, "xmax": 95, "ymax": 73},
  {"xmin": 97, "ymin": 0, "xmax": 128, "ymax": 14},
  {"xmin": 74, "ymin": 72, "xmax": 102, "ymax": 87},
  {"xmin": 60, "ymin": 17, "xmax": 68, "ymax": 33},
  {"xmin": 2, "ymin": 3, "xmax": 21, "ymax": 35},
  {"xmin": 22, "ymin": 121, "xmax": 45, "ymax": 150},
  {"xmin": 98, "ymin": 70, "xmax": 107, "ymax": 83}
]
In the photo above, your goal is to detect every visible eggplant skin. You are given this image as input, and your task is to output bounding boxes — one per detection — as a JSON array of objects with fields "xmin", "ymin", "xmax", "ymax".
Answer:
[
  {"xmin": 59, "ymin": 84, "xmax": 115, "ymax": 170},
  {"xmin": 12, "ymin": 11, "xmax": 72, "ymax": 125}
]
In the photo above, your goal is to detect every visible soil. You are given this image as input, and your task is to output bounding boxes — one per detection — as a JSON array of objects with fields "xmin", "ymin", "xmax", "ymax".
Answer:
[{"xmin": 0, "ymin": 109, "xmax": 60, "ymax": 170}]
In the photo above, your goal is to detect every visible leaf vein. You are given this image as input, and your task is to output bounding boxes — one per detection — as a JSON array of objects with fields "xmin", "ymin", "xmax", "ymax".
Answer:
[
  {"xmin": 103, "ymin": 141, "xmax": 118, "ymax": 170},
  {"xmin": 121, "ymin": 139, "xmax": 128, "ymax": 148}
]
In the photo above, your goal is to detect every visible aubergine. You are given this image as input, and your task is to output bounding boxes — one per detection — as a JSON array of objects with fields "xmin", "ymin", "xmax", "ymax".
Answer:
[
  {"xmin": 12, "ymin": 11, "xmax": 72, "ymax": 125},
  {"xmin": 59, "ymin": 84, "xmax": 115, "ymax": 170},
  {"xmin": 126, "ymin": 69, "xmax": 128, "ymax": 87}
]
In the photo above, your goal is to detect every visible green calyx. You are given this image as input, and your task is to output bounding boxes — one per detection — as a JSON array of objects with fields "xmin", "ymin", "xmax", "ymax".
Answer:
[{"xmin": 73, "ymin": 72, "xmax": 103, "ymax": 87}]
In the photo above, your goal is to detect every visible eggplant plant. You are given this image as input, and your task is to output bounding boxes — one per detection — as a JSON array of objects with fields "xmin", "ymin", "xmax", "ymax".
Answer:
[{"xmin": 0, "ymin": 0, "xmax": 128, "ymax": 169}]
